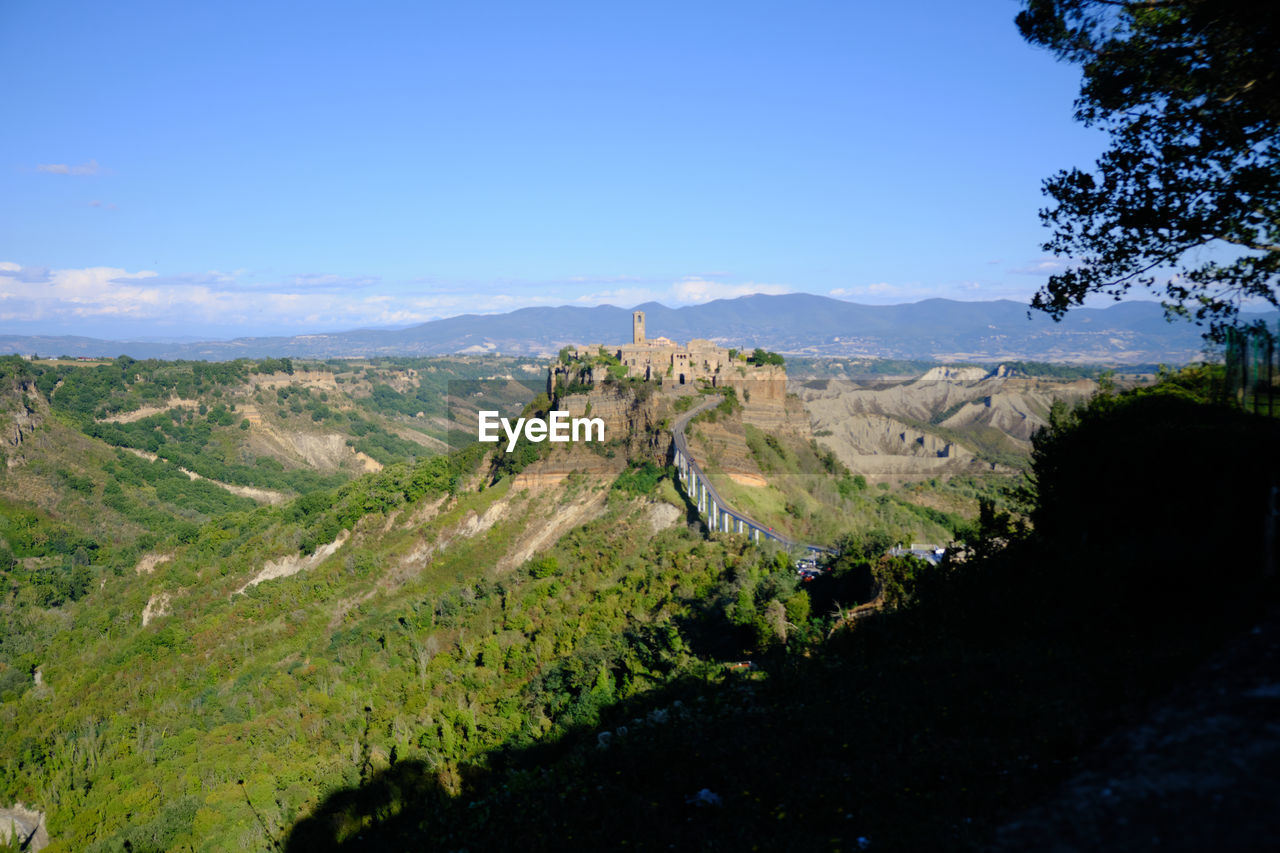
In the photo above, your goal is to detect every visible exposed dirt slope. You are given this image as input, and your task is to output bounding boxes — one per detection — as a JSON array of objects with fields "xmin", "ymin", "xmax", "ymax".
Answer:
[
  {"xmin": 234, "ymin": 530, "xmax": 351, "ymax": 594},
  {"xmin": 0, "ymin": 802, "xmax": 47, "ymax": 851},
  {"xmin": 796, "ymin": 371, "xmax": 1096, "ymax": 481},
  {"xmin": 245, "ymin": 425, "xmax": 382, "ymax": 474}
]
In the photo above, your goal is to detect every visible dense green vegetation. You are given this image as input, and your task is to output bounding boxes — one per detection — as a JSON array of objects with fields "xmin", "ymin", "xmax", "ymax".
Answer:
[
  {"xmin": 31, "ymin": 356, "xmax": 250, "ymax": 420},
  {"xmin": 611, "ymin": 460, "xmax": 667, "ymax": 496},
  {"xmin": 686, "ymin": 385, "xmax": 740, "ymax": 425},
  {"xmin": 2, "ymin": 354, "xmax": 547, "ymax": 499},
  {"xmin": 356, "ymin": 360, "xmax": 542, "ymax": 427},
  {"xmin": 0, "ymin": 442, "xmax": 818, "ymax": 851},
  {"xmin": 284, "ymin": 368, "xmax": 1279, "ymax": 850},
  {"xmin": 0, "ymin": 360, "xmax": 1272, "ymax": 850}
]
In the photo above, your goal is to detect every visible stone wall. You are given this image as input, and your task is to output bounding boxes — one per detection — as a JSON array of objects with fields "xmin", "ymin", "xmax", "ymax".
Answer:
[{"xmin": 717, "ymin": 364, "xmax": 788, "ymax": 404}]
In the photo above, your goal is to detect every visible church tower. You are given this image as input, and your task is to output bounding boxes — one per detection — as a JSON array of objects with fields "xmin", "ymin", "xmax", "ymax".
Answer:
[{"xmin": 632, "ymin": 310, "xmax": 646, "ymax": 344}]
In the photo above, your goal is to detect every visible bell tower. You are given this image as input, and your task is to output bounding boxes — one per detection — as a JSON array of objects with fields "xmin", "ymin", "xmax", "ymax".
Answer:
[{"xmin": 632, "ymin": 310, "xmax": 646, "ymax": 344}]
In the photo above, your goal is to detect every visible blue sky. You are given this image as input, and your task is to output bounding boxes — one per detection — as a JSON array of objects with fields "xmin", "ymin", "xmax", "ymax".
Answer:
[{"xmin": 0, "ymin": 0, "xmax": 1110, "ymax": 339}]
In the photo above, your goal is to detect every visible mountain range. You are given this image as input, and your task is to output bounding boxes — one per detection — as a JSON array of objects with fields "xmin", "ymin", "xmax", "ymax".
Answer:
[{"xmin": 3, "ymin": 294, "xmax": 1268, "ymax": 364}]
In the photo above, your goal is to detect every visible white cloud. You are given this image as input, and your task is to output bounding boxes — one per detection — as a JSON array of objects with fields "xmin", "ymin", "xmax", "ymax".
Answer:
[
  {"xmin": 829, "ymin": 283, "xmax": 900, "ymax": 299},
  {"xmin": 7, "ymin": 262, "xmax": 1029, "ymax": 338},
  {"xmin": 37, "ymin": 159, "xmax": 100, "ymax": 176},
  {"xmin": 572, "ymin": 278, "xmax": 790, "ymax": 308},
  {"xmin": 670, "ymin": 278, "xmax": 790, "ymax": 303},
  {"xmin": 1009, "ymin": 258, "xmax": 1068, "ymax": 275},
  {"xmin": 565, "ymin": 274, "xmax": 647, "ymax": 285},
  {"xmin": 829, "ymin": 280, "xmax": 1028, "ymax": 304},
  {"xmin": 574, "ymin": 287, "xmax": 666, "ymax": 306},
  {"xmin": 289, "ymin": 273, "xmax": 380, "ymax": 290},
  {"xmin": 0, "ymin": 261, "xmax": 809, "ymax": 337},
  {"xmin": 3, "ymin": 258, "xmax": 1068, "ymax": 341}
]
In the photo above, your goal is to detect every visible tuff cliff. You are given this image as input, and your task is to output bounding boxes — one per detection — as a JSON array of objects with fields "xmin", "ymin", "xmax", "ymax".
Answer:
[
  {"xmin": 0, "ymin": 378, "xmax": 47, "ymax": 466},
  {"xmin": 551, "ymin": 382, "xmax": 671, "ymax": 463}
]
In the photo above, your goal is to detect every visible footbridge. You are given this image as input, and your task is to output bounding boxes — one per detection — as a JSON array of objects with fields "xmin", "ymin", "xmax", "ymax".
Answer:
[{"xmin": 669, "ymin": 396, "xmax": 832, "ymax": 556}]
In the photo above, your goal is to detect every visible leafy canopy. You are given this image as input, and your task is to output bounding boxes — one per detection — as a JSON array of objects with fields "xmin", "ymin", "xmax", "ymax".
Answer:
[{"xmin": 1018, "ymin": 0, "xmax": 1280, "ymax": 338}]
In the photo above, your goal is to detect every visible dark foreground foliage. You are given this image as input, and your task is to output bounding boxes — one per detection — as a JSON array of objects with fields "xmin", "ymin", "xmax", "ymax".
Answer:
[{"xmin": 284, "ymin": 383, "xmax": 1280, "ymax": 851}]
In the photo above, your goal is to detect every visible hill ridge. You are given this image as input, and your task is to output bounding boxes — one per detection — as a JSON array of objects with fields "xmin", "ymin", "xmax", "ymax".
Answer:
[{"xmin": 4, "ymin": 294, "xmax": 1269, "ymax": 364}]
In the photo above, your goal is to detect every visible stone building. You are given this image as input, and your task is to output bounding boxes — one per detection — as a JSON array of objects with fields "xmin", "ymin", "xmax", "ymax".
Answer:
[
  {"xmin": 550, "ymin": 310, "xmax": 788, "ymax": 403},
  {"xmin": 614, "ymin": 311, "xmax": 732, "ymax": 384}
]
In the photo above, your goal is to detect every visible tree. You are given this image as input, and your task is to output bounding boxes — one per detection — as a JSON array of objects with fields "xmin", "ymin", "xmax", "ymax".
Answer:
[
  {"xmin": 1018, "ymin": 0, "xmax": 1280, "ymax": 338},
  {"xmin": 748, "ymin": 348, "xmax": 785, "ymax": 367},
  {"xmin": 872, "ymin": 555, "xmax": 928, "ymax": 611}
]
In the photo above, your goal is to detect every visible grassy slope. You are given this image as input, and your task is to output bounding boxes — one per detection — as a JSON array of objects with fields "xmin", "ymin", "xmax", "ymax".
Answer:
[
  {"xmin": 690, "ymin": 413, "xmax": 961, "ymax": 547},
  {"xmin": 2, "ymin": 441, "xmax": 790, "ymax": 851}
]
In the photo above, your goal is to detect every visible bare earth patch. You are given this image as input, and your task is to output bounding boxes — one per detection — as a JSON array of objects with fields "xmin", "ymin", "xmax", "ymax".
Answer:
[
  {"xmin": 98, "ymin": 398, "xmax": 202, "ymax": 424},
  {"xmin": 330, "ymin": 494, "xmax": 512, "ymax": 627},
  {"xmin": 141, "ymin": 591, "xmax": 171, "ymax": 627},
  {"xmin": 646, "ymin": 501, "xmax": 683, "ymax": 534},
  {"xmin": 402, "ymin": 495, "xmax": 448, "ymax": 530},
  {"xmin": 354, "ymin": 450, "xmax": 382, "ymax": 472},
  {"xmin": 134, "ymin": 551, "xmax": 173, "ymax": 575},
  {"xmin": 498, "ymin": 487, "xmax": 609, "ymax": 571},
  {"xmin": 235, "ymin": 531, "xmax": 350, "ymax": 595},
  {"xmin": 0, "ymin": 802, "xmax": 48, "ymax": 851}
]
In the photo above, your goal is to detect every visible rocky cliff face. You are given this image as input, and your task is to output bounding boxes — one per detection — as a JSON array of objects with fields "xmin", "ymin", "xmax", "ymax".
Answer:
[
  {"xmin": 553, "ymin": 383, "xmax": 671, "ymax": 463},
  {"xmin": 1, "ymin": 380, "xmax": 46, "ymax": 467}
]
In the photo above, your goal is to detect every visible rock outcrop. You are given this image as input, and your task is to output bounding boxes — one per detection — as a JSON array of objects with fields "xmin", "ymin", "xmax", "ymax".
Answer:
[
  {"xmin": 553, "ymin": 384, "xmax": 671, "ymax": 463},
  {"xmin": 235, "ymin": 530, "xmax": 351, "ymax": 595},
  {"xmin": 1, "ymin": 380, "xmax": 45, "ymax": 463}
]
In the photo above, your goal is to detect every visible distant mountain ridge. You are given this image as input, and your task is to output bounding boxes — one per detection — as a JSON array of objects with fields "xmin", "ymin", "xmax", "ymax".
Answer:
[{"xmin": 2, "ymin": 294, "xmax": 1267, "ymax": 364}]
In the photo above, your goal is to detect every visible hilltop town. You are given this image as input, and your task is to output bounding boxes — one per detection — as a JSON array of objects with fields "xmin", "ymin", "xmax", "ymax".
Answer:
[{"xmin": 547, "ymin": 310, "xmax": 786, "ymax": 397}]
